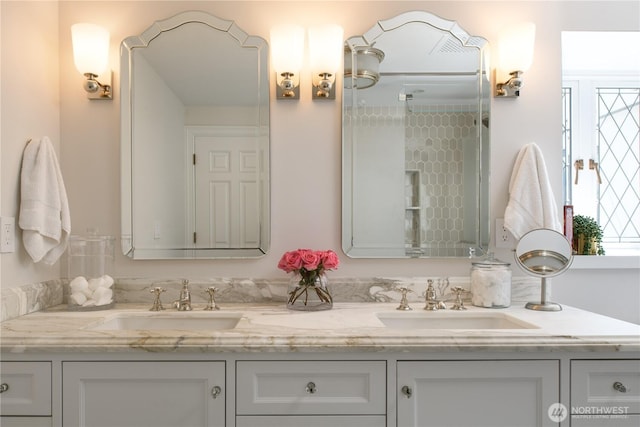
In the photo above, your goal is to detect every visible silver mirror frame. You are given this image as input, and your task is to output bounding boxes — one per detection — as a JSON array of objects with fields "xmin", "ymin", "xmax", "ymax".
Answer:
[{"xmin": 120, "ymin": 11, "xmax": 270, "ymax": 260}]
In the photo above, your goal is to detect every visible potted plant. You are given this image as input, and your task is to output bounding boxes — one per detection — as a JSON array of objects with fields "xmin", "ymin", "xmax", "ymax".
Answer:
[{"xmin": 572, "ymin": 215, "xmax": 605, "ymax": 255}]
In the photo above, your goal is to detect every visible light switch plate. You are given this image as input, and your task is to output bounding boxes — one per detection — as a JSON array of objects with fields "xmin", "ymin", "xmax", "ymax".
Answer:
[{"xmin": 1, "ymin": 217, "xmax": 16, "ymax": 253}]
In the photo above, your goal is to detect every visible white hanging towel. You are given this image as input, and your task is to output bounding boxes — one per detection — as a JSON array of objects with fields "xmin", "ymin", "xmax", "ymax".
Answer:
[
  {"xmin": 504, "ymin": 143, "xmax": 562, "ymax": 240},
  {"xmin": 19, "ymin": 136, "xmax": 71, "ymax": 264}
]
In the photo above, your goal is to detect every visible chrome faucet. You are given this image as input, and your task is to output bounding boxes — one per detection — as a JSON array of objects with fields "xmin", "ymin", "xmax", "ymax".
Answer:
[
  {"xmin": 424, "ymin": 280, "xmax": 442, "ymax": 311},
  {"xmin": 174, "ymin": 279, "xmax": 192, "ymax": 311}
]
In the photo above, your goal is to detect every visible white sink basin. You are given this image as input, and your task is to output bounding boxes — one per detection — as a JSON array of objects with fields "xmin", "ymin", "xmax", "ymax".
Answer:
[
  {"xmin": 376, "ymin": 312, "xmax": 539, "ymax": 330},
  {"xmin": 88, "ymin": 312, "xmax": 243, "ymax": 331}
]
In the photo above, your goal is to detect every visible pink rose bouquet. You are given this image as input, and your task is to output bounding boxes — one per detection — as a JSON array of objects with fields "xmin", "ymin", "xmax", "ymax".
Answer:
[
  {"xmin": 278, "ymin": 249, "xmax": 340, "ymax": 277},
  {"xmin": 278, "ymin": 249, "xmax": 340, "ymax": 308}
]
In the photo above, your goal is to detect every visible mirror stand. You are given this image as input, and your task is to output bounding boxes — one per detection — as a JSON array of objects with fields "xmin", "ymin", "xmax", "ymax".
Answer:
[
  {"xmin": 525, "ymin": 278, "xmax": 562, "ymax": 311},
  {"xmin": 515, "ymin": 229, "xmax": 573, "ymax": 313}
]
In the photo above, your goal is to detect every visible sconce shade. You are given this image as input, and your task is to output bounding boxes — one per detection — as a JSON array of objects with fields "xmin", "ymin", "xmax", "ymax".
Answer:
[
  {"xmin": 71, "ymin": 23, "xmax": 110, "ymax": 75},
  {"xmin": 498, "ymin": 22, "xmax": 536, "ymax": 72},
  {"xmin": 308, "ymin": 24, "xmax": 344, "ymax": 74},
  {"xmin": 270, "ymin": 25, "xmax": 305, "ymax": 73},
  {"xmin": 344, "ymin": 47, "xmax": 385, "ymax": 89}
]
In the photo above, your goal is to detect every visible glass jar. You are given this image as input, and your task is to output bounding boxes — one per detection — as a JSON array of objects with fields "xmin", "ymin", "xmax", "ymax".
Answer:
[
  {"xmin": 67, "ymin": 235, "xmax": 115, "ymax": 311},
  {"xmin": 470, "ymin": 254, "xmax": 511, "ymax": 308}
]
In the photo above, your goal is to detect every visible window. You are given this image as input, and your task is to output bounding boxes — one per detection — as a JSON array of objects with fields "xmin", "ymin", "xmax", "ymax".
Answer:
[{"xmin": 562, "ymin": 32, "xmax": 640, "ymax": 254}]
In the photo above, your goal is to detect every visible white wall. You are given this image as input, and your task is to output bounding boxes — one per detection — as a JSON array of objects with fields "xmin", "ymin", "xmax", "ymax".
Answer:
[
  {"xmin": 0, "ymin": 1, "xmax": 60, "ymax": 288},
  {"xmin": 1, "ymin": 2, "xmax": 638, "ymax": 301},
  {"xmin": 132, "ymin": 54, "xmax": 186, "ymax": 249}
]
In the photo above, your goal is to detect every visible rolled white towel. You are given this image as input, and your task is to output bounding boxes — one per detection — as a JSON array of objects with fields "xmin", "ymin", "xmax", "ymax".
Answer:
[
  {"xmin": 101, "ymin": 274, "xmax": 114, "ymax": 289},
  {"xmin": 88, "ymin": 277, "xmax": 105, "ymax": 291},
  {"xmin": 96, "ymin": 289, "xmax": 113, "ymax": 306},
  {"xmin": 92, "ymin": 287, "xmax": 106, "ymax": 301},
  {"xmin": 69, "ymin": 292, "xmax": 87, "ymax": 306},
  {"xmin": 69, "ymin": 276, "xmax": 89, "ymax": 293},
  {"xmin": 82, "ymin": 299, "xmax": 96, "ymax": 307}
]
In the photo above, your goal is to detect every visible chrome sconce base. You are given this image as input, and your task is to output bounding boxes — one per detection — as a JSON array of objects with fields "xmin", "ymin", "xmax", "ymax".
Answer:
[
  {"xmin": 312, "ymin": 72, "xmax": 336, "ymax": 99},
  {"xmin": 495, "ymin": 70, "xmax": 524, "ymax": 98},
  {"xmin": 276, "ymin": 72, "xmax": 300, "ymax": 99},
  {"xmin": 83, "ymin": 71, "xmax": 112, "ymax": 100}
]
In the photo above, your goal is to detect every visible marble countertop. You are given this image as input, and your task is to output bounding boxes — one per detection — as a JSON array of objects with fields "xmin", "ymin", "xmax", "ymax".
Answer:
[{"xmin": 1, "ymin": 303, "xmax": 639, "ymax": 354}]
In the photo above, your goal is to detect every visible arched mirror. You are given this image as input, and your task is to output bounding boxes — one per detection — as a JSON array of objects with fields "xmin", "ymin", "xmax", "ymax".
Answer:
[
  {"xmin": 342, "ymin": 11, "xmax": 490, "ymax": 258},
  {"xmin": 515, "ymin": 228, "xmax": 573, "ymax": 311},
  {"xmin": 121, "ymin": 11, "xmax": 270, "ymax": 259}
]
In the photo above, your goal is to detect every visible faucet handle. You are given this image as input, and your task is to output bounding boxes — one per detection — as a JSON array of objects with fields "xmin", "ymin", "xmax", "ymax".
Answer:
[
  {"xmin": 149, "ymin": 287, "xmax": 166, "ymax": 311},
  {"xmin": 395, "ymin": 287, "xmax": 413, "ymax": 311},
  {"xmin": 204, "ymin": 287, "xmax": 220, "ymax": 311},
  {"xmin": 451, "ymin": 286, "xmax": 468, "ymax": 310}
]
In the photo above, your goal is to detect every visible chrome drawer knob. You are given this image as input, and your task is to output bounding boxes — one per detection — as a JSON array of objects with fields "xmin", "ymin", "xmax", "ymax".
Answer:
[
  {"xmin": 613, "ymin": 381, "xmax": 627, "ymax": 393},
  {"xmin": 0, "ymin": 383, "xmax": 8, "ymax": 393},
  {"xmin": 211, "ymin": 385, "xmax": 222, "ymax": 399},
  {"xmin": 401, "ymin": 385, "xmax": 412, "ymax": 398},
  {"xmin": 305, "ymin": 382, "xmax": 317, "ymax": 394}
]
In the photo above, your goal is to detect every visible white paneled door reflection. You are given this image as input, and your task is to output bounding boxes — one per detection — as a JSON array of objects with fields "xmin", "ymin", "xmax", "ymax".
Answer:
[{"xmin": 194, "ymin": 134, "xmax": 259, "ymax": 248}]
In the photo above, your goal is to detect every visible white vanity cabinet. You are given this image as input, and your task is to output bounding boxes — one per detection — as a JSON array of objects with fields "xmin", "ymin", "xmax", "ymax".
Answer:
[
  {"xmin": 0, "ymin": 361, "xmax": 52, "ymax": 427},
  {"xmin": 396, "ymin": 360, "xmax": 560, "ymax": 427},
  {"xmin": 571, "ymin": 359, "xmax": 640, "ymax": 426},
  {"xmin": 62, "ymin": 361, "xmax": 225, "ymax": 427},
  {"xmin": 235, "ymin": 360, "xmax": 387, "ymax": 427}
]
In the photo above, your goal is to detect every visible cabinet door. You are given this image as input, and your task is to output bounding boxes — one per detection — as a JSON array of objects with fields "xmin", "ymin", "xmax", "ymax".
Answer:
[
  {"xmin": 63, "ymin": 361, "xmax": 225, "ymax": 427},
  {"xmin": 397, "ymin": 360, "xmax": 559, "ymax": 427}
]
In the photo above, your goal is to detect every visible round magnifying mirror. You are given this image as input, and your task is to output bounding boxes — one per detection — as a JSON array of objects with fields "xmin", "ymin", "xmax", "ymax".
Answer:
[{"xmin": 515, "ymin": 229, "xmax": 573, "ymax": 311}]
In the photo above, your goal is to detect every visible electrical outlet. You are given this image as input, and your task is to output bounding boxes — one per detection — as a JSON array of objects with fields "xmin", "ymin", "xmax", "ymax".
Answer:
[
  {"xmin": 1, "ymin": 217, "xmax": 16, "ymax": 253},
  {"xmin": 495, "ymin": 218, "xmax": 516, "ymax": 249}
]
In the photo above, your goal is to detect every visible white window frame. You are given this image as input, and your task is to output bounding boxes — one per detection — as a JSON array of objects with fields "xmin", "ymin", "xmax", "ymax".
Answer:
[{"xmin": 563, "ymin": 72, "xmax": 640, "ymax": 255}]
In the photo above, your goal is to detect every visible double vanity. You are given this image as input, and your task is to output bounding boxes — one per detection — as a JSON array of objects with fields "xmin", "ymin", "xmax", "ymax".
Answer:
[
  {"xmin": 1, "ymin": 301, "xmax": 639, "ymax": 426},
  {"xmin": 2, "ymin": 6, "xmax": 638, "ymax": 427}
]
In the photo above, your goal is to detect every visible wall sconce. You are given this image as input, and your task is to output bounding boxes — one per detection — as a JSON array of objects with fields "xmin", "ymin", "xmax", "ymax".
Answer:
[
  {"xmin": 309, "ymin": 25, "xmax": 344, "ymax": 99},
  {"xmin": 270, "ymin": 25, "xmax": 305, "ymax": 99},
  {"xmin": 495, "ymin": 22, "xmax": 536, "ymax": 98},
  {"xmin": 71, "ymin": 23, "xmax": 112, "ymax": 100}
]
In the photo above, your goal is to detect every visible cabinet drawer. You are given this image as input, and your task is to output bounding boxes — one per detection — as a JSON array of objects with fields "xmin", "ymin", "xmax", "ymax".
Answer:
[
  {"xmin": 0, "ymin": 417, "xmax": 52, "ymax": 427},
  {"xmin": 236, "ymin": 415, "xmax": 386, "ymax": 427},
  {"xmin": 572, "ymin": 360, "xmax": 640, "ymax": 414},
  {"xmin": 0, "ymin": 362, "xmax": 51, "ymax": 416},
  {"xmin": 572, "ymin": 414, "xmax": 640, "ymax": 426},
  {"xmin": 236, "ymin": 361, "xmax": 386, "ymax": 415}
]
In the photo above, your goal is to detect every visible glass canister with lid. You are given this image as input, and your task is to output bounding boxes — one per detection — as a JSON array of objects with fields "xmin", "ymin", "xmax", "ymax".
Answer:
[{"xmin": 470, "ymin": 253, "xmax": 512, "ymax": 308}]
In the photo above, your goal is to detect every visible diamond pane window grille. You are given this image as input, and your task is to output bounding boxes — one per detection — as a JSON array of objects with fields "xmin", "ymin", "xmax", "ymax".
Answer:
[{"xmin": 597, "ymin": 87, "xmax": 640, "ymax": 244}]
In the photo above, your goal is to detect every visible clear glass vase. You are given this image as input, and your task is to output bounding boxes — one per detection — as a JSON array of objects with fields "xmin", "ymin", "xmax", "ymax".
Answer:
[{"xmin": 286, "ymin": 272, "xmax": 333, "ymax": 311}]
